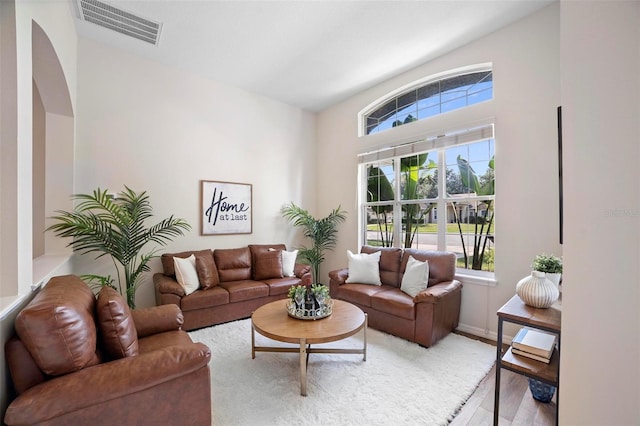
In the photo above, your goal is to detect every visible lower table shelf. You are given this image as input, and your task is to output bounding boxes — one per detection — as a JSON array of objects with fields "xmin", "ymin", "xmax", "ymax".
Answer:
[{"xmin": 501, "ymin": 346, "xmax": 559, "ymax": 385}]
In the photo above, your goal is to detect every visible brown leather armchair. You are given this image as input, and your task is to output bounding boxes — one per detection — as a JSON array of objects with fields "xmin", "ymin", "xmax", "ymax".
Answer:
[{"xmin": 4, "ymin": 275, "xmax": 212, "ymax": 426}]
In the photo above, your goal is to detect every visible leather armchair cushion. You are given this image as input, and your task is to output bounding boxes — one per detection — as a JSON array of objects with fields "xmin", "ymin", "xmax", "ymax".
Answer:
[
  {"xmin": 96, "ymin": 286, "xmax": 139, "ymax": 359},
  {"xmin": 14, "ymin": 275, "xmax": 100, "ymax": 376},
  {"xmin": 161, "ymin": 250, "xmax": 219, "ymax": 289},
  {"xmin": 131, "ymin": 304, "xmax": 184, "ymax": 338},
  {"xmin": 253, "ymin": 250, "xmax": 283, "ymax": 280}
]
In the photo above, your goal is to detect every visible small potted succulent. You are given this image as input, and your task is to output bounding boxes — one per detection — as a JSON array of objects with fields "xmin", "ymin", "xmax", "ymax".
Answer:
[{"xmin": 532, "ymin": 254, "xmax": 563, "ymax": 288}]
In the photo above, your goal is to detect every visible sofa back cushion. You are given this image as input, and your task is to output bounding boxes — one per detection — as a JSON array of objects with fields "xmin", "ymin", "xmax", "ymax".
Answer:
[
  {"xmin": 249, "ymin": 244, "xmax": 286, "ymax": 280},
  {"xmin": 360, "ymin": 246, "xmax": 403, "ymax": 287},
  {"xmin": 214, "ymin": 247, "xmax": 252, "ymax": 282},
  {"xmin": 14, "ymin": 275, "xmax": 100, "ymax": 376},
  {"xmin": 161, "ymin": 249, "xmax": 219, "ymax": 289},
  {"xmin": 96, "ymin": 286, "xmax": 139, "ymax": 359},
  {"xmin": 401, "ymin": 249, "xmax": 456, "ymax": 287}
]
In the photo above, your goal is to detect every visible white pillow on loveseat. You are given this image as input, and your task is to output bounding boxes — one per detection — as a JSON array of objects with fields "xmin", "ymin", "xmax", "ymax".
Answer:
[
  {"xmin": 400, "ymin": 255, "xmax": 429, "ymax": 297},
  {"xmin": 345, "ymin": 250, "xmax": 382, "ymax": 285}
]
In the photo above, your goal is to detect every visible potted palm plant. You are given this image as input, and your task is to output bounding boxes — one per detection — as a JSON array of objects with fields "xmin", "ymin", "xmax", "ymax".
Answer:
[
  {"xmin": 47, "ymin": 186, "xmax": 191, "ymax": 308},
  {"xmin": 281, "ymin": 202, "xmax": 346, "ymax": 286}
]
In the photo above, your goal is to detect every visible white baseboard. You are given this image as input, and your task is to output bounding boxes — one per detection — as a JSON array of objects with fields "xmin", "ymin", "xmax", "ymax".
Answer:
[{"xmin": 455, "ymin": 323, "xmax": 515, "ymax": 345}]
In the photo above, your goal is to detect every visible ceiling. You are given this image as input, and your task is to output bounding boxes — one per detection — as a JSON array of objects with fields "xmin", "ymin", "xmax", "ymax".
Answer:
[{"xmin": 71, "ymin": 0, "xmax": 553, "ymax": 112}]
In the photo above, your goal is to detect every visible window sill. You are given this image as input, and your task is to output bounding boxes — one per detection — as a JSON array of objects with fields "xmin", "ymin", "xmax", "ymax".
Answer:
[
  {"xmin": 0, "ymin": 294, "xmax": 29, "ymax": 321},
  {"xmin": 0, "ymin": 253, "xmax": 72, "ymax": 320},
  {"xmin": 455, "ymin": 268, "xmax": 497, "ymax": 287}
]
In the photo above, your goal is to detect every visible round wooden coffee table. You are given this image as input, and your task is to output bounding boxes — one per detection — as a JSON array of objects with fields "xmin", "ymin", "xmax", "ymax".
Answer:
[{"xmin": 251, "ymin": 298, "xmax": 367, "ymax": 396}]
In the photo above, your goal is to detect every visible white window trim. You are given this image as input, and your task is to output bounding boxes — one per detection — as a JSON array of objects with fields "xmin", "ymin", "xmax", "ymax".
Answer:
[
  {"xmin": 0, "ymin": 254, "xmax": 71, "ymax": 320},
  {"xmin": 455, "ymin": 268, "xmax": 498, "ymax": 287}
]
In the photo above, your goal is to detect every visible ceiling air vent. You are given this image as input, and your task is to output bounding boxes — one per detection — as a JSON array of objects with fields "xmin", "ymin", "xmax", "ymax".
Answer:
[{"xmin": 75, "ymin": 0, "xmax": 162, "ymax": 45}]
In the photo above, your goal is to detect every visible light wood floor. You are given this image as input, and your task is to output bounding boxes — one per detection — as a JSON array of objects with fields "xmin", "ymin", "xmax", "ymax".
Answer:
[{"xmin": 450, "ymin": 333, "xmax": 556, "ymax": 425}]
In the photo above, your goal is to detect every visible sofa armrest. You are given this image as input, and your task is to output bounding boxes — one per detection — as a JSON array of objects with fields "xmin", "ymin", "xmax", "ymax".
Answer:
[
  {"xmin": 328, "ymin": 268, "xmax": 349, "ymax": 298},
  {"xmin": 153, "ymin": 273, "xmax": 185, "ymax": 297},
  {"xmin": 414, "ymin": 280, "xmax": 462, "ymax": 303},
  {"xmin": 4, "ymin": 343, "xmax": 211, "ymax": 425},
  {"xmin": 132, "ymin": 305, "xmax": 185, "ymax": 338},
  {"xmin": 328, "ymin": 268, "xmax": 349, "ymax": 284},
  {"xmin": 294, "ymin": 263, "xmax": 311, "ymax": 278},
  {"xmin": 294, "ymin": 263, "xmax": 312, "ymax": 285}
]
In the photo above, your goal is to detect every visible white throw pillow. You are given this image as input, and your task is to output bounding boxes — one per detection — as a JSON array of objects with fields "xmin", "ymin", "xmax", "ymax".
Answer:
[
  {"xmin": 173, "ymin": 254, "xmax": 200, "ymax": 295},
  {"xmin": 400, "ymin": 255, "xmax": 429, "ymax": 297},
  {"xmin": 345, "ymin": 250, "xmax": 382, "ymax": 285},
  {"xmin": 281, "ymin": 250, "xmax": 298, "ymax": 277}
]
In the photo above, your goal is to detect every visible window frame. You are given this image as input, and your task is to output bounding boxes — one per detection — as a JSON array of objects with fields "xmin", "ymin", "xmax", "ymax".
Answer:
[
  {"xmin": 358, "ymin": 63, "xmax": 493, "ymax": 137},
  {"xmin": 358, "ymin": 128, "xmax": 496, "ymax": 281}
]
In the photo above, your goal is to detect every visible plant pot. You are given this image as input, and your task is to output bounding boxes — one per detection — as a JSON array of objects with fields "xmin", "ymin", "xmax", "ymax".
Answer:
[
  {"xmin": 528, "ymin": 378, "xmax": 556, "ymax": 403},
  {"xmin": 516, "ymin": 271, "xmax": 559, "ymax": 308},
  {"xmin": 546, "ymin": 272, "xmax": 562, "ymax": 292}
]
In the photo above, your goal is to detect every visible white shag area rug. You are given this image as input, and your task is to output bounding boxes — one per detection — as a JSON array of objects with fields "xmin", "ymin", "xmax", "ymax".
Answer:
[{"xmin": 189, "ymin": 319, "xmax": 495, "ymax": 426}]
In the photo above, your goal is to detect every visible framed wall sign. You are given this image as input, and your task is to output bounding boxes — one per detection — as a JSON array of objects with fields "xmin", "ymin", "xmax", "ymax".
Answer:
[{"xmin": 200, "ymin": 180, "xmax": 252, "ymax": 235}]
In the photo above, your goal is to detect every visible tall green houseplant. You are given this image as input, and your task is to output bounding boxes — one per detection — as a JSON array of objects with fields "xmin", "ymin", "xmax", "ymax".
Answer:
[
  {"xmin": 281, "ymin": 202, "xmax": 347, "ymax": 284},
  {"xmin": 47, "ymin": 186, "xmax": 191, "ymax": 308}
]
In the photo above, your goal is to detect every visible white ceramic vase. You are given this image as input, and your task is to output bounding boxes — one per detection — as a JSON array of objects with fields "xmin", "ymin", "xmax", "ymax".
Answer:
[{"xmin": 516, "ymin": 271, "xmax": 559, "ymax": 308}]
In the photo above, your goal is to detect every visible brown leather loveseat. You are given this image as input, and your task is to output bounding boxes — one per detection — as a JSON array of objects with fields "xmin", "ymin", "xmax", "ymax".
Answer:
[
  {"xmin": 154, "ymin": 244, "xmax": 311, "ymax": 330},
  {"xmin": 4, "ymin": 275, "xmax": 212, "ymax": 426},
  {"xmin": 329, "ymin": 246, "xmax": 462, "ymax": 347}
]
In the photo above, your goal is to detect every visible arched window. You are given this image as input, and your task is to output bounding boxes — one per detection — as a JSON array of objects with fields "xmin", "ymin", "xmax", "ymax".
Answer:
[
  {"xmin": 357, "ymin": 65, "xmax": 496, "ymax": 278},
  {"xmin": 362, "ymin": 67, "xmax": 492, "ymax": 136}
]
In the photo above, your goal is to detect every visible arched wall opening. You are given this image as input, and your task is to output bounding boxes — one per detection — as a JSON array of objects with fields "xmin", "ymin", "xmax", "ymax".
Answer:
[{"xmin": 31, "ymin": 20, "xmax": 74, "ymax": 280}]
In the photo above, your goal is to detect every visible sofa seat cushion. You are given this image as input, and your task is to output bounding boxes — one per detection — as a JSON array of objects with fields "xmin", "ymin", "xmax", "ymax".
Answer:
[
  {"xmin": 137, "ymin": 330, "xmax": 193, "ymax": 354},
  {"xmin": 371, "ymin": 288, "xmax": 416, "ymax": 320},
  {"xmin": 337, "ymin": 283, "xmax": 391, "ymax": 307},
  {"xmin": 181, "ymin": 286, "xmax": 229, "ymax": 312},
  {"xmin": 263, "ymin": 276, "xmax": 303, "ymax": 296},
  {"xmin": 219, "ymin": 280, "xmax": 269, "ymax": 303}
]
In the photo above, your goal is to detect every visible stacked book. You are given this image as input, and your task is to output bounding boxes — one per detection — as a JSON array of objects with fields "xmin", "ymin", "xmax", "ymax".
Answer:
[{"xmin": 511, "ymin": 327, "xmax": 557, "ymax": 363}]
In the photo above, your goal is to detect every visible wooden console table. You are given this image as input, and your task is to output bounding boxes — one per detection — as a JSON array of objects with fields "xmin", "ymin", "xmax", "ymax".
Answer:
[{"xmin": 493, "ymin": 295, "xmax": 561, "ymax": 425}]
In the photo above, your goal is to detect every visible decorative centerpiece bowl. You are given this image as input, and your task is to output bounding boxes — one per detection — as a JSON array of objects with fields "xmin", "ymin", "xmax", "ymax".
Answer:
[
  {"xmin": 287, "ymin": 283, "xmax": 332, "ymax": 320},
  {"xmin": 286, "ymin": 298, "xmax": 333, "ymax": 320}
]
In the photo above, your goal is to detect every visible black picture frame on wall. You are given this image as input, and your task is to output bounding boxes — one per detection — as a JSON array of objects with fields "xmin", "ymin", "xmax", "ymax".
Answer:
[{"xmin": 558, "ymin": 106, "xmax": 563, "ymax": 245}]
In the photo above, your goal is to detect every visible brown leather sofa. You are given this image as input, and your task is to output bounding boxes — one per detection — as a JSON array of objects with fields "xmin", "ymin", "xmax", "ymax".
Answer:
[
  {"xmin": 4, "ymin": 275, "xmax": 212, "ymax": 426},
  {"xmin": 154, "ymin": 244, "xmax": 311, "ymax": 330},
  {"xmin": 329, "ymin": 246, "xmax": 462, "ymax": 347}
]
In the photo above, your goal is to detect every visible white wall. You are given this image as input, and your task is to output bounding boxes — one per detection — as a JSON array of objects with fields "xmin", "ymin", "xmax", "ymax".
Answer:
[
  {"xmin": 560, "ymin": 1, "xmax": 640, "ymax": 424},
  {"xmin": 75, "ymin": 40, "xmax": 317, "ymax": 308},
  {"xmin": 1, "ymin": 0, "xmax": 78, "ymax": 416},
  {"xmin": 317, "ymin": 4, "xmax": 561, "ymax": 338}
]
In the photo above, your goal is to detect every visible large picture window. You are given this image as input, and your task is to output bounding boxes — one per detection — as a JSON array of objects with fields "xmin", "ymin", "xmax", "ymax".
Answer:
[{"xmin": 361, "ymin": 128, "xmax": 495, "ymax": 272}]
